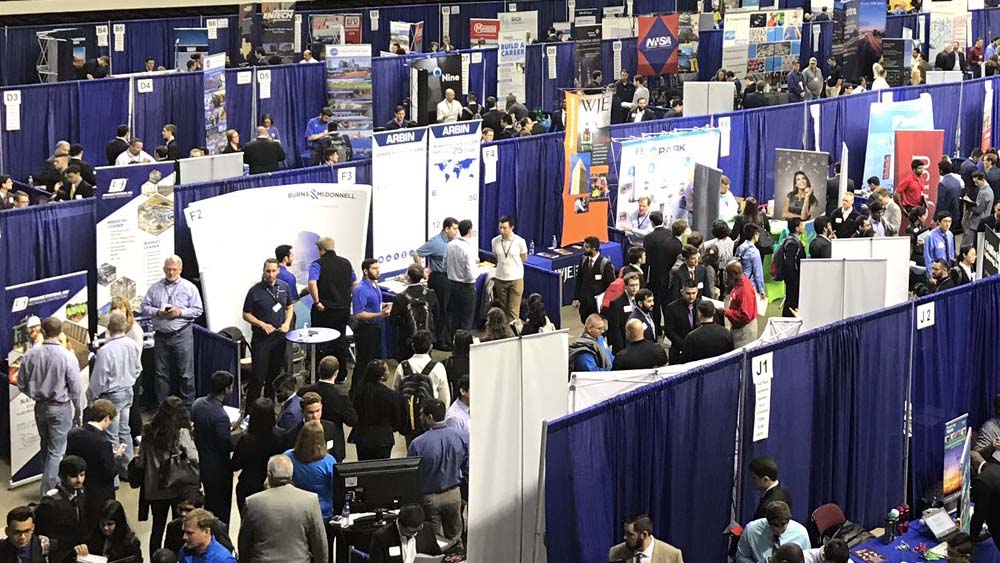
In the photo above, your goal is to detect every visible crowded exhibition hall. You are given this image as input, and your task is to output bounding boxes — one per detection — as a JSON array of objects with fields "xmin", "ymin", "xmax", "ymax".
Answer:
[{"xmin": 5, "ymin": 0, "xmax": 1000, "ymax": 561}]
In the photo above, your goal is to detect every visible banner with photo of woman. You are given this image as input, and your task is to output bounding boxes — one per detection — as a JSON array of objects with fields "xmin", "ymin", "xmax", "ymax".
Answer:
[
  {"xmin": 4, "ymin": 272, "xmax": 90, "ymax": 487},
  {"xmin": 774, "ymin": 149, "xmax": 829, "ymax": 222},
  {"xmin": 562, "ymin": 90, "xmax": 612, "ymax": 244}
]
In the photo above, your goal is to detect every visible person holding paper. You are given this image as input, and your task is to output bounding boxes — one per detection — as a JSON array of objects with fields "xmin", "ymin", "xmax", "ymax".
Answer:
[
  {"xmin": 66, "ymin": 399, "xmax": 126, "ymax": 529},
  {"xmin": 963, "ymin": 171, "xmax": 995, "ymax": 245},
  {"xmin": 724, "ymin": 261, "xmax": 759, "ymax": 348},
  {"xmin": 368, "ymin": 504, "xmax": 444, "ymax": 563},
  {"xmin": 620, "ymin": 196, "xmax": 654, "ymax": 246}
]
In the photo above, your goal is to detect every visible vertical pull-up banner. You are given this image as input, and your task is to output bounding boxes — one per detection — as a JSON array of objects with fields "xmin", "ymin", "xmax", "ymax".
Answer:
[
  {"xmin": 636, "ymin": 14, "xmax": 680, "ymax": 76},
  {"xmin": 325, "ymin": 45, "xmax": 374, "ymax": 159},
  {"xmin": 894, "ymin": 130, "xmax": 944, "ymax": 217},
  {"xmin": 203, "ymin": 53, "xmax": 228, "ymax": 155},
  {"xmin": 373, "ymin": 128, "xmax": 428, "ymax": 275},
  {"xmin": 260, "ymin": 2, "xmax": 296, "ymax": 64},
  {"xmin": 427, "ymin": 121, "xmax": 481, "ymax": 245},
  {"xmin": 561, "ymin": 90, "xmax": 611, "ymax": 244}
]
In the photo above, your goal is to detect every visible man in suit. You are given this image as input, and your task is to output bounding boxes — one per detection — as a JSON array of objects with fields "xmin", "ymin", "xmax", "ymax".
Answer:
[
  {"xmin": 606, "ymin": 272, "xmax": 643, "ymax": 353},
  {"xmin": 780, "ymin": 218, "xmax": 807, "ymax": 317},
  {"xmin": 66, "ymin": 399, "xmax": 124, "ymax": 529},
  {"xmin": 549, "ymin": 97, "xmax": 567, "ymax": 133},
  {"xmin": 283, "ymin": 389, "xmax": 345, "ymax": 454},
  {"xmin": 368, "ymin": 504, "xmax": 443, "ymax": 563},
  {"xmin": 983, "ymin": 154, "xmax": 1000, "ymax": 204},
  {"xmin": 626, "ymin": 97, "xmax": 656, "ymax": 122},
  {"xmin": 971, "ymin": 449, "xmax": 1000, "ymax": 548},
  {"xmin": 749, "ymin": 456, "xmax": 792, "ymax": 520},
  {"xmin": 1, "ymin": 506, "xmax": 53, "ymax": 563},
  {"xmin": 682, "ymin": 301, "xmax": 734, "ymax": 362},
  {"xmin": 664, "ymin": 98, "xmax": 683, "ymax": 118},
  {"xmin": 243, "ymin": 126, "xmax": 287, "ymax": 174},
  {"xmin": 106, "ymin": 124, "xmax": 130, "ymax": 165},
  {"xmin": 608, "ymin": 513, "xmax": 684, "ymax": 563},
  {"xmin": 482, "ymin": 96, "xmax": 506, "ymax": 135},
  {"xmin": 612, "ymin": 319, "xmax": 668, "ymax": 370},
  {"xmin": 960, "ymin": 149, "xmax": 983, "ymax": 193},
  {"xmin": 612, "ymin": 69, "xmax": 636, "ymax": 124},
  {"xmin": 384, "ymin": 106, "xmax": 408, "ymax": 130},
  {"xmin": 162, "ymin": 124, "xmax": 180, "ymax": 160},
  {"xmin": 664, "ymin": 281, "xmax": 702, "ymax": 364},
  {"xmin": 620, "ymin": 246, "xmax": 647, "ymax": 285},
  {"xmin": 238, "ymin": 455, "xmax": 327, "ymax": 563},
  {"xmin": 824, "ymin": 162, "xmax": 856, "ymax": 216},
  {"xmin": 669, "ymin": 244, "xmax": 712, "ymax": 302},
  {"xmin": 52, "ymin": 165, "xmax": 94, "ymax": 201},
  {"xmin": 297, "ymin": 357, "xmax": 357, "ymax": 462},
  {"xmin": 828, "ymin": 192, "xmax": 861, "ymax": 239},
  {"xmin": 573, "ymin": 236, "xmax": 616, "ymax": 324},
  {"xmin": 742, "ymin": 83, "xmax": 767, "ymax": 109},
  {"xmin": 191, "ymin": 371, "xmax": 235, "ymax": 525},
  {"xmin": 642, "ymin": 211, "xmax": 679, "ymax": 334},
  {"xmin": 980, "ymin": 201, "xmax": 1000, "ymax": 234},
  {"xmin": 67, "ymin": 144, "xmax": 96, "ymax": 186},
  {"xmin": 809, "ymin": 216, "xmax": 834, "ymax": 258},
  {"xmin": 627, "ymin": 289, "xmax": 658, "ymax": 342},
  {"xmin": 34, "ymin": 456, "xmax": 90, "ymax": 563}
]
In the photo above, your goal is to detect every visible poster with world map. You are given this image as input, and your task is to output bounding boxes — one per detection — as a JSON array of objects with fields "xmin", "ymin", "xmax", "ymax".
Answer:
[{"xmin": 427, "ymin": 121, "xmax": 482, "ymax": 247}]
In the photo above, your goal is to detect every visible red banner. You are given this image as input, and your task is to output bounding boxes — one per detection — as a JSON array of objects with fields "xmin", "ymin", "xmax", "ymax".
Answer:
[
  {"xmin": 894, "ymin": 129, "xmax": 944, "ymax": 217},
  {"xmin": 636, "ymin": 14, "xmax": 679, "ymax": 76},
  {"xmin": 470, "ymin": 18, "xmax": 500, "ymax": 46}
]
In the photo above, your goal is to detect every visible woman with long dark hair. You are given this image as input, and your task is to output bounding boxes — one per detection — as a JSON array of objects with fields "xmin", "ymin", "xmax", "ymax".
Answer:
[
  {"xmin": 781, "ymin": 171, "xmax": 819, "ymax": 220},
  {"xmin": 141, "ymin": 396, "xmax": 199, "ymax": 554},
  {"xmin": 482, "ymin": 307, "xmax": 514, "ymax": 342},
  {"xmin": 348, "ymin": 360, "xmax": 400, "ymax": 460},
  {"xmin": 444, "ymin": 330, "xmax": 473, "ymax": 401},
  {"xmin": 231, "ymin": 398, "xmax": 285, "ymax": 515},
  {"xmin": 731, "ymin": 197, "xmax": 773, "ymax": 254},
  {"xmin": 518, "ymin": 294, "xmax": 553, "ymax": 335},
  {"xmin": 87, "ymin": 500, "xmax": 142, "ymax": 562}
]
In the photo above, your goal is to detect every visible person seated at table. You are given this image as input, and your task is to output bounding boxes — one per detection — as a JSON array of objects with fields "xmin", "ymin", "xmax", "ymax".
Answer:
[
  {"xmin": 771, "ymin": 543, "xmax": 805, "ymax": 563},
  {"xmin": 749, "ymin": 456, "xmax": 792, "ymax": 520},
  {"xmin": 976, "ymin": 395, "xmax": 1000, "ymax": 452},
  {"xmin": 367, "ymin": 503, "xmax": 442, "ymax": 563},
  {"xmin": 802, "ymin": 538, "xmax": 848, "ymax": 563},
  {"xmin": 736, "ymin": 501, "xmax": 810, "ymax": 563}
]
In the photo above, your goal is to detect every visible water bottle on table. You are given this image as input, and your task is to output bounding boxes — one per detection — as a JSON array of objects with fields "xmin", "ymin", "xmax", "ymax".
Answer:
[{"xmin": 529, "ymin": 240, "xmax": 535, "ymax": 255}]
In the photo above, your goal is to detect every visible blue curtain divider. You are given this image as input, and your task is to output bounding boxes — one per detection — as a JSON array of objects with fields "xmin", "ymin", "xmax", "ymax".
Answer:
[
  {"xmin": 524, "ymin": 41, "xmax": 576, "ymax": 113},
  {"xmin": 256, "ymin": 63, "xmax": 328, "ymax": 167},
  {"xmin": 192, "ymin": 324, "xmax": 240, "ymax": 406},
  {"xmin": 800, "ymin": 21, "xmax": 833, "ymax": 74},
  {"xmin": 697, "ymin": 28, "xmax": 723, "ymax": 81},
  {"xmin": 133, "ymin": 72, "xmax": 205, "ymax": 158}
]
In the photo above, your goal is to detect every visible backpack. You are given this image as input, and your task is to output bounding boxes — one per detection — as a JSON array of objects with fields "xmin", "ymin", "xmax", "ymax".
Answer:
[
  {"xmin": 399, "ymin": 288, "xmax": 434, "ymax": 337},
  {"xmin": 770, "ymin": 237, "xmax": 792, "ymax": 281},
  {"xmin": 398, "ymin": 360, "xmax": 437, "ymax": 436}
]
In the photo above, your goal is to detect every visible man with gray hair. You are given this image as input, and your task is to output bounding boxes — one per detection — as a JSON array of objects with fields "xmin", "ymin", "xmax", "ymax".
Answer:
[
  {"xmin": 141, "ymin": 255, "xmax": 204, "ymax": 405},
  {"xmin": 308, "ymin": 237, "xmax": 356, "ymax": 383},
  {"xmin": 802, "ymin": 57, "xmax": 824, "ymax": 100},
  {"xmin": 238, "ymin": 455, "xmax": 328, "ymax": 563},
  {"xmin": 87, "ymin": 312, "xmax": 142, "ymax": 462}
]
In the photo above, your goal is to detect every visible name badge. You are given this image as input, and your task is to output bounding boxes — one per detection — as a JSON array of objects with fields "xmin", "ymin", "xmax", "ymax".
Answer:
[
  {"xmin": 641, "ymin": 322, "xmax": 648, "ymax": 331},
  {"xmin": 272, "ymin": 303, "xmax": 282, "ymax": 312},
  {"xmin": 835, "ymin": 217, "xmax": 843, "ymax": 223},
  {"xmin": 697, "ymin": 282, "xmax": 704, "ymax": 289},
  {"xmin": 623, "ymin": 305, "xmax": 634, "ymax": 313},
  {"xmin": 594, "ymin": 274, "xmax": 602, "ymax": 281},
  {"xmin": 388, "ymin": 546, "xmax": 401, "ymax": 557},
  {"xmin": 326, "ymin": 440, "xmax": 334, "ymax": 451}
]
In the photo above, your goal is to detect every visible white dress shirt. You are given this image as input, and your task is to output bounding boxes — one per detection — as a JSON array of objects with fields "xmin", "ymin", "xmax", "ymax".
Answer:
[
  {"xmin": 397, "ymin": 521, "xmax": 417, "ymax": 563},
  {"xmin": 115, "ymin": 149, "xmax": 155, "ymax": 166},
  {"xmin": 491, "ymin": 234, "xmax": 528, "ymax": 281},
  {"xmin": 395, "ymin": 352, "xmax": 451, "ymax": 405},
  {"xmin": 445, "ymin": 236, "xmax": 478, "ymax": 283},
  {"xmin": 634, "ymin": 537, "xmax": 655, "ymax": 562},
  {"xmin": 720, "ymin": 190, "xmax": 739, "ymax": 224},
  {"xmin": 436, "ymin": 99, "xmax": 462, "ymax": 123}
]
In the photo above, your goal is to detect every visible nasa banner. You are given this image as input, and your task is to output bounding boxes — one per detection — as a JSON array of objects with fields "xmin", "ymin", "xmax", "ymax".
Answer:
[
  {"xmin": 470, "ymin": 18, "xmax": 500, "ymax": 47},
  {"xmin": 616, "ymin": 129, "xmax": 722, "ymax": 228},
  {"xmin": 561, "ymin": 90, "xmax": 612, "ymax": 245},
  {"xmin": 894, "ymin": 130, "xmax": 944, "ymax": 215},
  {"xmin": 373, "ymin": 127, "xmax": 428, "ymax": 276},
  {"xmin": 260, "ymin": 2, "xmax": 296, "ymax": 64},
  {"xmin": 427, "ymin": 121, "xmax": 481, "ymax": 245},
  {"xmin": 5, "ymin": 272, "xmax": 90, "ymax": 487},
  {"xmin": 184, "ymin": 184, "xmax": 371, "ymax": 336},
  {"xmin": 94, "ymin": 163, "xmax": 178, "ymax": 332},
  {"xmin": 637, "ymin": 14, "xmax": 680, "ymax": 76}
]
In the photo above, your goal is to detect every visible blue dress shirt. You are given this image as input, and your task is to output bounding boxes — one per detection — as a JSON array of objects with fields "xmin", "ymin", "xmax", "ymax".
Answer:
[
  {"xmin": 407, "ymin": 422, "xmax": 469, "ymax": 493},
  {"xmin": 305, "ymin": 117, "xmax": 327, "ymax": 146},
  {"xmin": 736, "ymin": 518, "xmax": 811, "ymax": 563},
  {"xmin": 277, "ymin": 394, "xmax": 303, "ymax": 430},
  {"xmin": 416, "ymin": 232, "xmax": 451, "ymax": 273},
  {"xmin": 87, "ymin": 335, "xmax": 142, "ymax": 401},
  {"xmin": 141, "ymin": 277, "xmax": 204, "ymax": 333},
  {"xmin": 923, "ymin": 228, "xmax": 955, "ymax": 276},
  {"xmin": 736, "ymin": 241, "xmax": 766, "ymax": 295}
]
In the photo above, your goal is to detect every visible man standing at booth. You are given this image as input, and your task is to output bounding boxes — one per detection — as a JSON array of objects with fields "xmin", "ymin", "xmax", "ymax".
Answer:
[
  {"xmin": 352, "ymin": 259, "xmax": 391, "ymax": 387},
  {"xmin": 242, "ymin": 259, "xmax": 293, "ymax": 403},
  {"xmin": 305, "ymin": 108, "xmax": 335, "ymax": 164},
  {"xmin": 620, "ymin": 196, "xmax": 654, "ymax": 246},
  {"xmin": 142, "ymin": 256, "xmax": 203, "ymax": 406},
  {"xmin": 573, "ymin": 236, "xmax": 616, "ymax": 324},
  {"xmin": 308, "ymin": 237, "xmax": 355, "ymax": 384},
  {"xmin": 416, "ymin": 217, "xmax": 459, "ymax": 350},
  {"xmin": 490, "ymin": 216, "xmax": 528, "ymax": 322},
  {"xmin": 894, "ymin": 159, "xmax": 926, "ymax": 213},
  {"xmin": 445, "ymin": 219, "xmax": 479, "ymax": 333}
]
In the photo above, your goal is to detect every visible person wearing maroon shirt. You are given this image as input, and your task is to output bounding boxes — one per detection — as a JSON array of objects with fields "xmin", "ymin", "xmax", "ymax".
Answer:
[
  {"xmin": 894, "ymin": 159, "xmax": 926, "ymax": 212},
  {"xmin": 724, "ymin": 261, "xmax": 758, "ymax": 349},
  {"xmin": 971, "ymin": 38, "xmax": 985, "ymax": 78}
]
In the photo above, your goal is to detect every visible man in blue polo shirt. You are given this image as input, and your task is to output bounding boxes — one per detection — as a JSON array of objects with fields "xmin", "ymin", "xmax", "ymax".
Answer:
[
  {"xmin": 242, "ymin": 259, "xmax": 293, "ymax": 403},
  {"xmin": 305, "ymin": 108, "xmax": 334, "ymax": 164},
  {"xmin": 923, "ymin": 212, "xmax": 955, "ymax": 278},
  {"xmin": 352, "ymin": 258, "xmax": 391, "ymax": 387},
  {"xmin": 274, "ymin": 244, "xmax": 307, "ymax": 301},
  {"xmin": 415, "ymin": 217, "xmax": 459, "ymax": 350}
]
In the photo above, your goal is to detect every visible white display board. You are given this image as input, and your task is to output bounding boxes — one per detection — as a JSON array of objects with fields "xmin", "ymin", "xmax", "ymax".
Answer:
[
  {"xmin": 185, "ymin": 183, "xmax": 372, "ymax": 336},
  {"xmin": 799, "ymin": 258, "xmax": 889, "ymax": 331},
  {"xmin": 683, "ymin": 81, "xmax": 736, "ymax": 117},
  {"xmin": 426, "ymin": 122, "xmax": 481, "ymax": 242},
  {"xmin": 468, "ymin": 330, "xmax": 568, "ymax": 563},
  {"xmin": 830, "ymin": 237, "xmax": 910, "ymax": 306},
  {"xmin": 372, "ymin": 127, "xmax": 428, "ymax": 276},
  {"xmin": 177, "ymin": 152, "xmax": 244, "ymax": 184}
]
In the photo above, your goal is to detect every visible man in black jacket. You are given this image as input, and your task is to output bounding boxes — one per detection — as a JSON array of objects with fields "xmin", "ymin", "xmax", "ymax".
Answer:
[
  {"xmin": 810, "ymin": 216, "xmax": 834, "ymax": 258},
  {"xmin": 627, "ymin": 289, "xmax": 658, "ymax": 342},
  {"xmin": 67, "ymin": 144, "xmax": 96, "ymax": 186},
  {"xmin": 626, "ymin": 97, "xmax": 656, "ymax": 122},
  {"xmin": 741, "ymin": 83, "xmax": 767, "ymax": 109},
  {"xmin": 368, "ymin": 504, "xmax": 443, "ymax": 563},
  {"xmin": 611, "ymin": 319, "xmax": 668, "ymax": 371},
  {"xmin": 283, "ymin": 391, "xmax": 346, "ymax": 461},
  {"xmin": 682, "ymin": 301, "xmax": 734, "ymax": 362},
  {"xmin": 573, "ymin": 236, "xmax": 616, "ymax": 324},
  {"xmin": 191, "ymin": 371, "xmax": 235, "ymax": 525},
  {"xmin": 106, "ymin": 124, "xmax": 130, "ymax": 165},
  {"xmin": 308, "ymin": 236, "xmax": 355, "ymax": 383},
  {"xmin": 749, "ymin": 456, "xmax": 793, "ymax": 520},
  {"xmin": 66, "ymin": 399, "xmax": 124, "ymax": 529},
  {"xmin": 481, "ymin": 96, "xmax": 505, "ymax": 135},
  {"xmin": 389, "ymin": 264, "xmax": 440, "ymax": 361},
  {"xmin": 664, "ymin": 281, "xmax": 702, "ymax": 364},
  {"xmin": 780, "ymin": 218, "xmax": 807, "ymax": 317},
  {"xmin": 824, "ymin": 162, "xmax": 856, "ymax": 217},
  {"xmin": 34, "ymin": 456, "xmax": 89, "ymax": 563},
  {"xmin": 669, "ymin": 244, "xmax": 713, "ymax": 302},
  {"xmin": 828, "ymin": 192, "xmax": 862, "ymax": 239},
  {"xmin": 549, "ymin": 97, "xmax": 567, "ymax": 133},
  {"xmin": 1, "ymin": 506, "xmax": 52, "ymax": 563},
  {"xmin": 605, "ymin": 272, "xmax": 642, "ymax": 353},
  {"xmin": 642, "ymin": 212, "xmax": 679, "ymax": 334},
  {"xmin": 243, "ymin": 126, "xmax": 287, "ymax": 174},
  {"xmin": 297, "ymin": 359, "xmax": 358, "ymax": 462},
  {"xmin": 972, "ymin": 449, "xmax": 1000, "ymax": 547}
]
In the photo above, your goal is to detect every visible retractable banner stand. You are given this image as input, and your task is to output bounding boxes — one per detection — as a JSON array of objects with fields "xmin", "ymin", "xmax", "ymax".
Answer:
[
  {"xmin": 857, "ymin": 0, "xmax": 885, "ymax": 80},
  {"xmin": 410, "ymin": 55, "xmax": 462, "ymax": 126},
  {"xmin": 894, "ymin": 130, "xmax": 944, "ymax": 216},
  {"xmin": 426, "ymin": 121, "xmax": 481, "ymax": 242},
  {"xmin": 943, "ymin": 414, "xmax": 969, "ymax": 522},
  {"xmin": 774, "ymin": 149, "xmax": 829, "ymax": 221},
  {"xmin": 833, "ymin": 0, "xmax": 860, "ymax": 81},
  {"xmin": 373, "ymin": 128, "xmax": 428, "ymax": 276},
  {"xmin": 498, "ymin": 31, "xmax": 528, "ymax": 104},
  {"xmin": 184, "ymin": 183, "xmax": 371, "ymax": 335},
  {"xmin": 310, "ymin": 14, "xmax": 363, "ymax": 45},
  {"xmin": 561, "ymin": 90, "xmax": 612, "ymax": 245},
  {"xmin": 984, "ymin": 82, "xmax": 994, "ymax": 152},
  {"xmin": 862, "ymin": 93, "xmax": 935, "ymax": 192},
  {"xmin": 636, "ymin": 14, "xmax": 680, "ymax": 76},
  {"xmin": 95, "ymin": 163, "xmax": 178, "ymax": 332},
  {"xmin": 573, "ymin": 20, "xmax": 602, "ymax": 88},
  {"xmin": 981, "ymin": 230, "xmax": 1000, "ymax": 278},
  {"xmin": 389, "ymin": 21, "xmax": 412, "ymax": 51},
  {"xmin": 5, "ymin": 272, "xmax": 90, "ymax": 487},
  {"xmin": 692, "ymin": 163, "xmax": 722, "ymax": 235},
  {"xmin": 260, "ymin": 2, "xmax": 296, "ymax": 64},
  {"xmin": 616, "ymin": 129, "xmax": 721, "ymax": 228},
  {"xmin": 325, "ymin": 45, "xmax": 373, "ymax": 158},
  {"xmin": 203, "ymin": 53, "xmax": 227, "ymax": 155},
  {"xmin": 237, "ymin": 3, "xmax": 256, "ymax": 65}
]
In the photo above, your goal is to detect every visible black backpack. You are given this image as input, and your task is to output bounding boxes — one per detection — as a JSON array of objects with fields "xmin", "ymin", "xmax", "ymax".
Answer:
[
  {"xmin": 403, "ymin": 288, "xmax": 434, "ymax": 336},
  {"xmin": 398, "ymin": 360, "xmax": 437, "ymax": 436}
]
